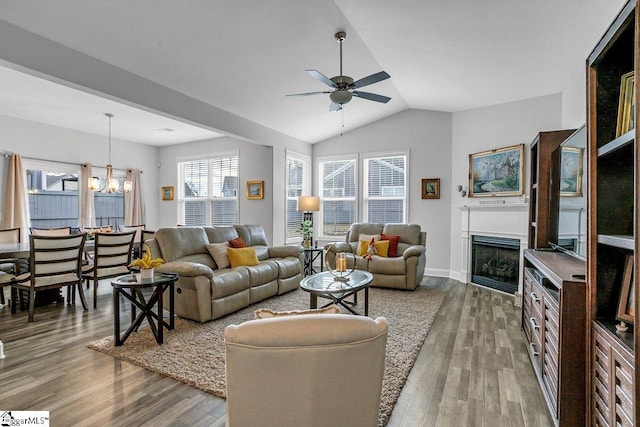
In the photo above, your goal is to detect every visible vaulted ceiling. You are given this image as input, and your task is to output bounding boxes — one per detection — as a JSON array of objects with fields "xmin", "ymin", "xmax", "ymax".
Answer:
[{"xmin": 0, "ymin": 0, "xmax": 626, "ymax": 145}]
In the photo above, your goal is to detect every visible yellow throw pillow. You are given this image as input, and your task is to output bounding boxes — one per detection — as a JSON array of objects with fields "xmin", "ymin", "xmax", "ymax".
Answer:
[
  {"xmin": 374, "ymin": 240, "xmax": 390, "ymax": 257},
  {"xmin": 357, "ymin": 239, "xmax": 370, "ymax": 256},
  {"xmin": 227, "ymin": 247, "xmax": 260, "ymax": 267}
]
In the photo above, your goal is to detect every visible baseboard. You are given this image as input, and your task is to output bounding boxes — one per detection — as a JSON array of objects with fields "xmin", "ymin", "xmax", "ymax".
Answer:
[{"xmin": 424, "ymin": 268, "xmax": 450, "ymax": 278}]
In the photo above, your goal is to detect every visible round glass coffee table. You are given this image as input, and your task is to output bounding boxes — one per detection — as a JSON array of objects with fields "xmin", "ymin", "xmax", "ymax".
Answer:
[{"xmin": 299, "ymin": 270, "xmax": 373, "ymax": 316}]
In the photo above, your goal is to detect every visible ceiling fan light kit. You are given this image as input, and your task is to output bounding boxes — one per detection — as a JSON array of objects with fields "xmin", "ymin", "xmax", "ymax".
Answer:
[{"xmin": 287, "ymin": 31, "xmax": 391, "ymax": 111}]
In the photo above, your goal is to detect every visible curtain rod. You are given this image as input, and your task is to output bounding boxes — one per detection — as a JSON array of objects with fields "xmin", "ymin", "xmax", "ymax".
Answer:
[{"xmin": 2, "ymin": 152, "xmax": 143, "ymax": 173}]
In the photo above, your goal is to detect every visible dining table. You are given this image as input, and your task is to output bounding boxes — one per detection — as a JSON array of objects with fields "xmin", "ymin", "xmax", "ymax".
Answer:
[{"xmin": 0, "ymin": 240, "xmax": 96, "ymax": 260}]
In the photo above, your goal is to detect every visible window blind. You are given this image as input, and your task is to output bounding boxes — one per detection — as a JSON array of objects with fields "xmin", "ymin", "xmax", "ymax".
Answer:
[
  {"xmin": 319, "ymin": 158, "xmax": 356, "ymax": 236},
  {"xmin": 364, "ymin": 155, "xmax": 406, "ymax": 223}
]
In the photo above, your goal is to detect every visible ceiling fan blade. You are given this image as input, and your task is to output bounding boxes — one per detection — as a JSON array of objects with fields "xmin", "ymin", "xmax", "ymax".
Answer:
[
  {"xmin": 351, "ymin": 71, "xmax": 390, "ymax": 89},
  {"xmin": 307, "ymin": 70, "xmax": 338, "ymax": 88},
  {"xmin": 329, "ymin": 102, "xmax": 342, "ymax": 112},
  {"xmin": 353, "ymin": 91, "xmax": 391, "ymax": 103},
  {"xmin": 286, "ymin": 91, "xmax": 331, "ymax": 97}
]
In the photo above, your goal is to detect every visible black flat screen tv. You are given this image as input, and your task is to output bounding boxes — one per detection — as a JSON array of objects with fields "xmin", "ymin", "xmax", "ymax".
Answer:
[{"xmin": 548, "ymin": 125, "xmax": 587, "ymax": 260}]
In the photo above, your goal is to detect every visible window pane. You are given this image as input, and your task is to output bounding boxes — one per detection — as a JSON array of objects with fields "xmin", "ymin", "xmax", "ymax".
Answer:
[
  {"xmin": 211, "ymin": 199, "xmax": 237, "ymax": 226},
  {"xmin": 95, "ymin": 192, "xmax": 124, "ymax": 228},
  {"xmin": 322, "ymin": 200, "xmax": 355, "ymax": 236},
  {"xmin": 27, "ymin": 169, "xmax": 80, "ymax": 228},
  {"xmin": 364, "ymin": 155, "xmax": 406, "ymax": 223},
  {"xmin": 367, "ymin": 199, "xmax": 404, "ymax": 223},
  {"xmin": 286, "ymin": 152, "xmax": 310, "ymax": 241},
  {"xmin": 322, "ymin": 160, "xmax": 356, "ymax": 198},
  {"xmin": 184, "ymin": 200, "xmax": 207, "ymax": 226},
  {"xmin": 183, "ymin": 159, "xmax": 209, "ymax": 198}
]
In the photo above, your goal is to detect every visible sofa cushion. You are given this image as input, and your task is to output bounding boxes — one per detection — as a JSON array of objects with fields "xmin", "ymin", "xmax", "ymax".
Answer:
[
  {"xmin": 244, "ymin": 260, "xmax": 279, "ymax": 287},
  {"xmin": 235, "ymin": 225, "xmax": 270, "ymax": 247},
  {"xmin": 176, "ymin": 253, "xmax": 216, "ymax": 269},
  {"xmin": 380, "ymin": 233, "xmax": 401, "ymax": 257},
  {"xmin": 205, "ymin": 226, "xmax": 239, "ymax": 244},
  {"xmin": 228, "ymin": 237, "xmax": 247, "ymax": 248},
  {"xmin": 206, "ymin": 242, "xmax": 230, "ymax": 269},
  {"xmin": 155, "ymin": 227, "xmax": 209, "ymax": 262},
  {"xmin": 382, "ymin": 224, "xmax": 421, "ymax": 246},
  {"xmin": 228, "ymin": 247, "xmax": 259, "ymax": 267},
  {"xmin": 346, "ymin": 223, "xmax": 384, "ymax": 243},
  {"xmin": 369, "ymin": 256, "xmax": 406, "ymax": 275}
]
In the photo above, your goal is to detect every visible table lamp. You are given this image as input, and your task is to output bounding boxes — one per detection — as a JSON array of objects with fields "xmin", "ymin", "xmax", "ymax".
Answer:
[{"xmin": 297, "ymin": 196, "xmax": 320, "ymax": 247}]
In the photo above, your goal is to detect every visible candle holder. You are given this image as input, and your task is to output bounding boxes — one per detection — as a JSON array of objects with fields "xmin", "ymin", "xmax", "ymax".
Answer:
[{"xmin": 325, "ymin": 245, "xmax": 356, "ymax": 281}]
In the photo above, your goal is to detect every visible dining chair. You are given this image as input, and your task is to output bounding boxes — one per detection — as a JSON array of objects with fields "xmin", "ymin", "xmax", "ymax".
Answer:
[
  {"xmin": 0, "ymin": 227, "xmax": 23, "ymax": 307},
  {"xmin": 82, "ymin": 231, "xmax": 136, "ymax": 308},
  {"xmin": 120, "ymin": 224, "xmax": 146, "ymax": 258},
  {"xmin": 30, "ymin": 227, "xmax": 72, "ymax": 236},
  {"xmin": 11, "ymin": 233, "xmax": 88, "ymax": 321}
]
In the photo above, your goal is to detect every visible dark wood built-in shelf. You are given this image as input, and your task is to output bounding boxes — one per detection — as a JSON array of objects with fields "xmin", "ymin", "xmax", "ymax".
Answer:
[
  {"xmin": 587, "ymin": 1, "xmax": 638, "ymax": 425},
  {"xmin": 523, "ymin": 250, "xmax": 587, "ymax": 426}
]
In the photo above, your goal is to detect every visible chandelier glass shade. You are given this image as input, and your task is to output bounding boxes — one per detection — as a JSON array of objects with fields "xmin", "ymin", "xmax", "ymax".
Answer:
[{"xmin": 90, "ymin": 113, "xmax": 131, "ymax": 193}]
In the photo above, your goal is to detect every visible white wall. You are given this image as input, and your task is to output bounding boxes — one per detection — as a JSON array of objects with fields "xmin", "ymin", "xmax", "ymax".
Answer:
[
  {"xmin": 448, "ymin": 93, "xmax": 563, "ymax": 281},
  {"xmin": 313, "ymin": 109, "xmax": 453, "ymax": 277},
  {"xmin": 0, "ymin": 114, "xmax": 160, "ymax": 227},
  {"xmin": 561, "ymin": 65, "xmax": 588, "ymax": 129}
]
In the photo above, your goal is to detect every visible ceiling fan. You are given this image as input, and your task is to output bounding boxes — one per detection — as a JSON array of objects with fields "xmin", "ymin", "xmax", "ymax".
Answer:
[{"xmin": 287, "ymin": 31, "xmax": 391, "ymax": 112}]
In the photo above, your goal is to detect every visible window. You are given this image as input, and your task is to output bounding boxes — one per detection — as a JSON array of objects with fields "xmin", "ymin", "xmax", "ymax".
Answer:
[
  {"xmin": 178, "ymin": 153, "xmax": 238, "ymax": 226},
  {"xmin": 318, "ymin": 156, "xmax": 357, "ymax": 237},
  {"xmin": 363, "ymin": 153, "xmax": 407, "ymax": 223},
  {"xmin": 285, "ymin": 151, "xmax": 311, "ymax": 243},
  {"xmin": 24, "ymin": 159, "xmax": 125, "ymax": 229}
]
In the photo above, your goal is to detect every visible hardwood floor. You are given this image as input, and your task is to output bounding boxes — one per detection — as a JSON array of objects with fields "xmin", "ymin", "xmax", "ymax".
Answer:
[{"xmin": 0, "ymin": 278, "xmax": 551, "ymax": 426}]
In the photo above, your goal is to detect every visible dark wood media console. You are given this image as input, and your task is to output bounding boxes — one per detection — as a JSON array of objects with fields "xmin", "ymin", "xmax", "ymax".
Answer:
[{"xmin": 522, "ymin": 249, "xmax": 586, "ymax": 426}]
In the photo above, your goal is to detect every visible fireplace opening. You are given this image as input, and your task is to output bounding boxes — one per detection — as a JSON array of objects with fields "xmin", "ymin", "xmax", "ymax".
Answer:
[{"xmin": 471, "ymin": 235, "xmax": 520, "ymax": 294}]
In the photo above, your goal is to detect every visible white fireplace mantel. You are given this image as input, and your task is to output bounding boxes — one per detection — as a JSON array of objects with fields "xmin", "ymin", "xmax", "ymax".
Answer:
[{"xmin": 458, "ymin": 202, "xmax": 529, "ymax": 295}]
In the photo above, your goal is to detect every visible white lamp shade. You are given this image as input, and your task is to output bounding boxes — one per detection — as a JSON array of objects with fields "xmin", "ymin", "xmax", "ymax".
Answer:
[{"xmin": 297, "ymin": 196, "xmax": 320, "ymax": 212}]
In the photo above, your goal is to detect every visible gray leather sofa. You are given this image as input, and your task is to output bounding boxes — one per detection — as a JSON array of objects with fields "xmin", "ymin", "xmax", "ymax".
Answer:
[
  {"xmin": 146, "ymin": 225, "xmax": 303, "ymax": 322},
  {"xmin": 325, "ymin": 223, "xmax": 426, "ymax": 290}
]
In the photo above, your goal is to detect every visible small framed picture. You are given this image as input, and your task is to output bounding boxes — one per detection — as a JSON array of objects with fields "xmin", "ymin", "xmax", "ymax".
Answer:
[
  {"xmin": 616, "ymin": 71, "xmax": 635, "ymax": 138},
  {"xmin": 246, "ymin": 180, "xmax": 264, "ymax": 200},
  {"xmin": 616, "ymin": 254, "xmax": 635, "ymax": 324},
  {"xmin": 421, "ymin": 178, "xmax": 440, "ymax": 199},
  {"xmin": 162, "ymin": 186, "xmax": 174, "ymax": 201}
]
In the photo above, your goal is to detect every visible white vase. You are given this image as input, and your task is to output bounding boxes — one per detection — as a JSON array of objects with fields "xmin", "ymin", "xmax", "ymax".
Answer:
[{"xmin": 140, "ymin": 268, "xmax": 154, "ymax": 280}]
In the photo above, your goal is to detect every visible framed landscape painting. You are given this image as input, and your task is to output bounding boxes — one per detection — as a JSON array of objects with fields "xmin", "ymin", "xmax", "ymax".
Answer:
[
  {"xmin": 560, "ymin": 146, "xmax": 583, "ymax": 197},
  {"xmin": 468, "ymin": 144, "xmax": 524, "ymax": 197}
]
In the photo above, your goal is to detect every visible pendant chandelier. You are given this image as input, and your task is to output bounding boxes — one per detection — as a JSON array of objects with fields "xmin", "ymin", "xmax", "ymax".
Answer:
[{"xmin": 89, "ymin": 113, "xmax": 131, "ymax": 193}]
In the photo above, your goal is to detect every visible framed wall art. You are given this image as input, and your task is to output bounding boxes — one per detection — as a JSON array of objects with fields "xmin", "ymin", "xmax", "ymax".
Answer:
[
  {"xmin": 468, "ymin": 144, "xmax": 524, "ymax": 197},
  {"xmin": 246, "ymin": 180, "xmax": 264, "ymax": 200},
  {"xmin": 560, "ymin": 146, "xmax": 583, "ymax": 197},
  {"xmin": 162, "ymin": 186, "xmax": 174, "ymax": 201},
  {"xmin": 616, "ymin": 71, "xmax": 635, "ymax": 137},
  {"xmin": 421, "ymin": 178, "xmax": 440, "ymax": 199},
  {"xmin": 617, "ymin": 254, "xmax": 635, "ymax": 324}
]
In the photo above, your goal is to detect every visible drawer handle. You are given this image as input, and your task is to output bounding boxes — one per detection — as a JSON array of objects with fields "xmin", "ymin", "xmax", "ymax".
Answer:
[
  {"xmin": 530, "ymin": 342, "xmax": 539, "ymax": 357},
  {"xmin": 530, "ymin": 292, "xmax": 540, "ymax": 303},
  {"xmin": 529, "ymin": 317, "xmax": 539, "ymax": 330}
]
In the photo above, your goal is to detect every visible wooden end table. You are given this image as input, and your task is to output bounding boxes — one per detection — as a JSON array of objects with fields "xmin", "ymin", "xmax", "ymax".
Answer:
[{"xmin": 111, "ymin": 273, "xmax": 177, "ymax": 346}]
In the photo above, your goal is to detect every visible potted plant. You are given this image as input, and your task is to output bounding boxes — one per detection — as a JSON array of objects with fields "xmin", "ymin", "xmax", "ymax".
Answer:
[
  {"xmin": 129, "ymin": 246, "xmax": 164, "ymax": 280},
  {"xmin": 301, "ymin": 220, "xmax": 313, "ymax": 249}
]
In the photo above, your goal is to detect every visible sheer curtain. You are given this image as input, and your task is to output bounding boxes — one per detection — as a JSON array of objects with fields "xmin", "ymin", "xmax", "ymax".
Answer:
[
  {"xmin": 124, "ymin": 169, "xmax": 145, "ymax": 226},
  {"xmin": 79, "ymin": 163, "xmax": 96, "ymax": 229},
  {"xmin": 1, "ymin": 154, "xmax": 30, "ymax": 242}
]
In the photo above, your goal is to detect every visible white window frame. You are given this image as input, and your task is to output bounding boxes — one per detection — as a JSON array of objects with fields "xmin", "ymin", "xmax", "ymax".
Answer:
[
  {"xmin": 316, "ymin": 154, "xmax": 358, "ymax": 239},
  {"xmin": 285, "ymin": 150, "xmax": 311, "ymax": 244},
  {"xmin": 176, "ymin": 151, "xmax": 239, "ymax": 226},
  {"xmin": 361, "ymin": 150, "xmax": 408, "ymax": 224}
]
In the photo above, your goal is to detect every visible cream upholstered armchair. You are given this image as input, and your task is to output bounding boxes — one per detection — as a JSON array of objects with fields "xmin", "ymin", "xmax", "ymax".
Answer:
[{"xmin": 224, "ymin": 314, "xmax": 388, "ymax": 427}]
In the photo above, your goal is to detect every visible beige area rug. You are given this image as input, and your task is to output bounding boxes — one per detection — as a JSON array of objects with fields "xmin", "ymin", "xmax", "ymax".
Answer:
[{"xmin": 88, "ymin": 285, "xmax": 445, "ymax": 426}]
